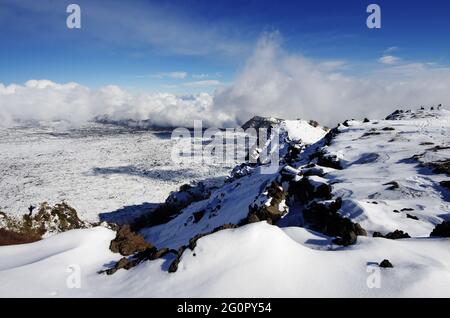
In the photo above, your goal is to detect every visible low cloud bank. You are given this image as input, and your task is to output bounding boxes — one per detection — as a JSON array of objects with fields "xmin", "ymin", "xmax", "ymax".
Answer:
[
  {"xmin": 0, "ymin": 80, "xmax": 234, "ymax": 128},
  {"xmin": 1, "ymin": 36, "xmax": 450, "ymax": 128}
]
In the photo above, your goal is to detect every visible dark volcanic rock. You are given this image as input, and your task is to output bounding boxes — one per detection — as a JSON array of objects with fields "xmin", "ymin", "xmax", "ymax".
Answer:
[
  {"xmin": 379, "ymin": 259, "xmax": 394, "ymax": 268},
  {"xmin": 241, "ymin": 116, "xmax": 283, "ymax": 131},
  {"xmin": 383, "ymin": 181, "xmax": 400, "ymax": 190},
  {"xmin": 423, "ymin": 159, "xmax": 450, "ymax": 175},
  {"xmin": 374, "ymin": 230, "xmax": 411, "ymax": 240},
  {"xmin": 430, "ymin": 221, "xmax": 450, "ymax": 237},
  {"xmin": 314, "ymin": 152, "xmax": 342, "ymax": 170},
  {"xmin": 247, "ymin": 182, "xmax": 287, "ymax": 225},
  {"xmin": 406, "ymin": 214, "xmax": 419, "ymax": 220},
  {"xmin": 386, "ymin": 230, "xmax": 411, "ymax": 239},
  {"xmin": 303, "ymin": 198, "xmax": 367, "ymax": 246},
  {"xmin": 288, "ymin": 176, "xmax": 332, "ymax": 204}
]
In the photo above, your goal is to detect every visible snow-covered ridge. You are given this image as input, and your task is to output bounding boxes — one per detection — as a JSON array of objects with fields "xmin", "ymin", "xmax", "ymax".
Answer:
[{"xmin": 1, "ymin": 108, "xmax": 449, "ymax": 297}]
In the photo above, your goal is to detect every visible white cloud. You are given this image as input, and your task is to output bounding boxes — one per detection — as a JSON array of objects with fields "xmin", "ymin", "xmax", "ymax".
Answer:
[
  {"xmin": 0, "ymin": 80, "xmax": 234, "ymax": 128},
  {"xmin": 152, "ymin": 72, "xmax": 188, "ymax": 79},
  {"xmin": 2, "ymin": 36, "xmax": 450, "ymax": 129},
  {"xmin": 212, "ymin": 34, "xmax": 450, "ymax": 126},
  {"xmin": 192, "ymin": 73, "xmax": 223, "ymax": 79},
  {"xmin": 379, "ymin": 55, "xmax": 401, "ymax": 65},
  {"xmin": 183, "ymin": 80, "xmax": 223, "ymax": 88},
  {"xmin": 385, "ymin": 46, "xmax": 399, "ymax": 53}
]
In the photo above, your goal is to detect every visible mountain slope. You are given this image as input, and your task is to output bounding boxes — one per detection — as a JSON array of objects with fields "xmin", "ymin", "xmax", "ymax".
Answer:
[{"xmin": 0, "ymin": 109, "xmax": 449, "ymax": 297}]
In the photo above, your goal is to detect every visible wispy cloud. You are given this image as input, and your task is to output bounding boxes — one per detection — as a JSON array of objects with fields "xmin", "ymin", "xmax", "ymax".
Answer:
[
  {"xmin": 183, "ymin": 80, "xmax": 223, "ymax": 88},
  {"xmin": 385, "ymin": 46, "xmax": 399, "ymax": 53},
  {"xmin": 0, "ymin": 0, "xmax": 252, "ymax": 58},
  {"xmin": 379, "ymin": 55, "xmax": 401, "ymax": 65},
  {"xmin": 153, "ymin": 72, "xmax": 188, "ymax": 79},
  {"xmin": 192, "ymin": 73, "xmax": 223, "ymax": 80}
]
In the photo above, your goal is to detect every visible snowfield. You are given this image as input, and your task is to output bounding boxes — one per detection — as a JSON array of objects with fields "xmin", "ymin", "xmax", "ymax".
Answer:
[
  {"xmin": 0, "ymin": 224, "xmax": 449, "ymax": 297},
  {"xmin": 0, "ymin": 121, "xmax": 235, "ymax": 222},
  {"xmin": 0, "ymin": 109, "xmax": 449, "ymax": 297}
]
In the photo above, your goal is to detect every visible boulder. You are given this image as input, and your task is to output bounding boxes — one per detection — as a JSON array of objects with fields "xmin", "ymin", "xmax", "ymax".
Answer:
[
  {"xmin": 303, "ymin": 198, "xmax": 367, "ymax": 246},
  {"xmin": 374, "ymin": 230, "xmax": 411, "ymax": 240},
  {"xmin": 379, "ymin": 259, "xmax": 394, "ymax": 268},
  {"xmin": 109, "ymin": 225, "xmax": 154, "ymax": 256}
]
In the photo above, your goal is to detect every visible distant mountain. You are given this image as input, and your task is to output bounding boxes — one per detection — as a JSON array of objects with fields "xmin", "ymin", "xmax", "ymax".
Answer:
[{"xmin": 241, "ymin": 115, "xmax": 283, "ymax": 130}]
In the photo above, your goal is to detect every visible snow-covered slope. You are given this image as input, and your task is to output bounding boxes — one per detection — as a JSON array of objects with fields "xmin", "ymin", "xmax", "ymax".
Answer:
[
  {"xmin": 318, "ymin": 108, "xmax": 450, "ymax": 237},
  {"xmin": 1, "ymin": 109, "xmax": 449, "ymax": 297}
]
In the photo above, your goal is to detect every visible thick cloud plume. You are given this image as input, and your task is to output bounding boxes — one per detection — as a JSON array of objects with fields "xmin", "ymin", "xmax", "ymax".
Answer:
[{"xmin": 213, "ymin": 35, "xmax": 450, "ymax": 126}]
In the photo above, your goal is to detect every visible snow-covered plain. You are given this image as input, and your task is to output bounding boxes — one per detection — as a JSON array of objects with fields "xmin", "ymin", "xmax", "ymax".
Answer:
[
  {"xmin": 0, "ymin": 110, "xmax": 449, "ymax": 297},
  {"xmin": 0, "ymin": 121, "xmax": 235, "ymax": 222}
]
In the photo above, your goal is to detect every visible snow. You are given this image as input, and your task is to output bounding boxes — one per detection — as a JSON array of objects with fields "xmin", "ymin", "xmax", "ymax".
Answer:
[
  {"xmin": 0, "ymin": 121, "xmax": 235, "ymax": 222},
  {"xmin": 324, "ymin": 109, "xmax": 450, "ymax": 236},
  {"xmin": 283, "ymin": 120, "xmax": 327, "ymax": 144},
  {"xmin": 1, "ymin": 223, "xmax": 449, "ymax": 297},
  {"xmin": 1, "ymin": 110, "xmax": 449, "ymax": 297}
]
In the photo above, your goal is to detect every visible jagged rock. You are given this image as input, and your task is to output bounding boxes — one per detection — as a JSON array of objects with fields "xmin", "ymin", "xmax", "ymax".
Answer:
[
  {"xmin": 385, "ymin": 109, "xmax": 404, "ymax": 120},
  {"xmin": 288, "ymin": 176, "xmax": 332, "ymax": 203},
  {"xmin": 430, "ymin": 221, "xmax": 450, "ymax": 237},
  {"xmin": 363, "ymin": 118, "xmax": 370, "ymax": 123},
  {"xmin": 406, "ymin": 214, "xmax": 419, "ymax": 220},
  {"xmin": 102, "ymin": 245, "xmax": 172, "ymax": 275},
  {"xmin": 423, "ymin": 159, "xmax": 450, "ymax": 175},
  {"xmin": 241, "ymin": 116, "xmax": 283, "ymax": 131},
  {"xmin": 308, "ymin": 120, "xmax": 320, "ymax": 127},
  {"xmin": 168, "ymin": 246, "xmax": 187, "ymax": 273},
  {"xmin": 322, "ymin": 127, "xmax": 340, "ymax": 146},
  {"xmin": 303, "ymin": 198, "xmax": 367, "ymax": 246},
  {"xmin": 0, "ymin": 202, "xmax": 87, "ymax": 246},
  {"xmin": 301, "ymin": 164, "xmax": 327, "ymax": 177},
  {"xmin": 374, "ymin": 230, "xmax": 411, "ymax": 239},
  {"xmin": 247, "ymin": 182, "xmax": 287, "ymax": 224},
  {"xmin": 312, "ymin": 151, "xmax": 342, "ymax": 170},
  {"xmin": 109, "ymin": 225, "xmax": 153, "ymax": 256},
  {"xmin": 383, "ymin": 181, "xmax": 400, "ymax": 190},
  {"xmin": 285, "ymin": 143, "xmax": 303, "ymax": 164},
  {"xmin": 382, "ymin": 127, "xmax": 395, "ymax": 131},
  {"xmin": 379, "ymin": 259, "xmax": 394, "ymax": 268},
  {"xmin": 104, "ymin": 257, "xmax": 133, "ymax": 275},
  {"xmin": 31, "ymin": 202, "xmax": 87, "ymax": 233}
]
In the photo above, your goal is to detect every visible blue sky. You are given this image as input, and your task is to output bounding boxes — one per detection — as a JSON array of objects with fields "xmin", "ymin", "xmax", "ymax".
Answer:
[{"xmin": 1, "ymin": 0, "xmax": 450, "ymax": 93}]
